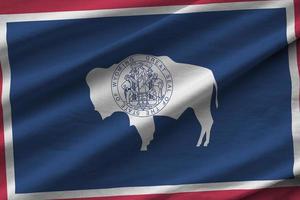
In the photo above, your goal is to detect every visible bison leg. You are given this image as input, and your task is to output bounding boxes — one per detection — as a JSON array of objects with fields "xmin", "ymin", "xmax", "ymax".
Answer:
[
  {"xmin": 203, "ymin": 125, "xmax": 212, "ymax": 147},
  {"xmin": 196, "ymin": 129, "xmax": 205, "ymax": 147},
  {"xmin": 129, "ymin": 116, "xmax": 155, "ymax": 151},
  {"xmin": 193, "ymin": 104, "xmax": 214, "ymax": 147}
]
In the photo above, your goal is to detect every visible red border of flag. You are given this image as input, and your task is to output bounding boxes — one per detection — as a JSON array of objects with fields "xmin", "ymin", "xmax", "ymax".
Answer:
[{"xmin": 0, "ymin": 0, "xmax": 299, "ymax": 199}]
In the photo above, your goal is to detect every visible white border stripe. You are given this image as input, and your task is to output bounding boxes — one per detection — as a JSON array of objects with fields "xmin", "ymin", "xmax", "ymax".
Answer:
[
  {"xmin": 286, "ymin": 0, "xmax": 297, "ymax": 43},
  {"xmin": 285, "ymin": 0, "xmax": 300, "ymax": 179},
  {"xmin": 0, "ymin": 23, "xmax": 15, "ymax": 200},
  {"xmin": 12, "ymin": 179, "xmax": 300, "ymax": 200},
  {"xmin": 289, "ymin": 42, "xmax": 300, "ymax": 177},
  {"xmin": 0, "ymin": 0, "xmax": 298, "ymax": 200},
  {"xmin": 0, "ymin": 1, "xmax": 293, "ymax": 23}
]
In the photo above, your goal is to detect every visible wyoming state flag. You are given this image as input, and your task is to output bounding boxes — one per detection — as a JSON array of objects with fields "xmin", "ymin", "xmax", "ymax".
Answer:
[{"xmin": 0, "ymin": 0, "xmax": 300, "ymax": 199}]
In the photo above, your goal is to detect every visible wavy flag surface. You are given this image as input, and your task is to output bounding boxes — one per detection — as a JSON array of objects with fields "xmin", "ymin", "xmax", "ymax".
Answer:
[{"xmin": 0, "ymin": 0, "xmax": 300, "ymax": 199}]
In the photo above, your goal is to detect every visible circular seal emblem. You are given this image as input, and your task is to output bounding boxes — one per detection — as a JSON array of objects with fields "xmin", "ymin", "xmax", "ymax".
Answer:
[{"xmin": 111, "ymin": 55, "xmax": 173, "ymax": 117}]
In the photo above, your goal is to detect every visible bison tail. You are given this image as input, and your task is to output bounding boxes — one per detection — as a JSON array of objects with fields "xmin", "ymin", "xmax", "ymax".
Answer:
[{"xmin": 213, "ymin": 77, "xmax": 218, "ymax": 109}]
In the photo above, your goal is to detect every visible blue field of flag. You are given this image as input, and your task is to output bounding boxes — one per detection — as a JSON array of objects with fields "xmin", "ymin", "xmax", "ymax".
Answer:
[{"xmin": 6, "ymin": 8, "xmax": 294, "ymax": 193}]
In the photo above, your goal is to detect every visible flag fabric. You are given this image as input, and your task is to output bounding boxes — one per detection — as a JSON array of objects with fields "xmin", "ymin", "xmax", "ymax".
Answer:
[{"xmin": 0, "ymin": 0, "xmax": 300, "ymax": 200}]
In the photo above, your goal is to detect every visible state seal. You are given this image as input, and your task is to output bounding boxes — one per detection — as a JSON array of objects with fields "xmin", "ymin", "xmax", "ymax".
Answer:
[{"xmin": 111, "ymin": 54, "xmax": 173, "ymax": 117}]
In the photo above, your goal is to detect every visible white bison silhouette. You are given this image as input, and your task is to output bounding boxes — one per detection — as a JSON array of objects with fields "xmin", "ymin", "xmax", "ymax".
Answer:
[{"xmin": 86, "ymin": 55, "xmax": 218, "ymax": 151}]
